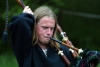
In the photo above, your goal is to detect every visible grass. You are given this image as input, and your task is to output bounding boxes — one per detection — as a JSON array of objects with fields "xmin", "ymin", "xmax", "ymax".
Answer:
[
  {"xmin": 0, "ymin": 50, "xmax": 18, "ymax": 67},
  {"xmin": 97, "ymin": 63, "xmax": 100, "ymax": 67}
]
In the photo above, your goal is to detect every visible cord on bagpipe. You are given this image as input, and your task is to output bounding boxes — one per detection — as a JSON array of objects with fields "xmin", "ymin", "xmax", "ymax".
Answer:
[{"xmin": 2, "ymin": 0, "xmax": 9, "ymax": 43}]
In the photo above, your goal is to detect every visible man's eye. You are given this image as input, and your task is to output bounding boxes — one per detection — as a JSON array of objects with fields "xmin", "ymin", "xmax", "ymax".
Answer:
[
  {"xmin": 42, "ymin": 26, "xmax": 48, "ymax": 29},
  {"xmin": 51, "ymin": 27, "xmax": 54, "ymax": 30}
]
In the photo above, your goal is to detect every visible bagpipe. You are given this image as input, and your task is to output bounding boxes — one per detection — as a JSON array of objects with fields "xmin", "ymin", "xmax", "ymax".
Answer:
[
  {"xmin": 51, "ymin": 25, "xmax": 100, "ymax": 67},
  {"xmin": 3, "ymin": 0, "xmax": 100, "ymax": 67}
]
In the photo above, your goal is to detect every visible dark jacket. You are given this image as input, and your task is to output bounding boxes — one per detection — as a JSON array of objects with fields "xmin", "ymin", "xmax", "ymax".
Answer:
[{"xmin": 9, "ymin": 13, "xmax": 73, "ymax": 67}]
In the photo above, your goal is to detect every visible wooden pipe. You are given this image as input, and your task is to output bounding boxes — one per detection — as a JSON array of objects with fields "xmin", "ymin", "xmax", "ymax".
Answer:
[
  {"xmin": 17, "ymin": 0, "xmax": 25, "ymax": 8},
  {"xmin": 50, "ymin": 37, "xmax": 83, "ymax": 54},
  {"xmin": 57, "ymin": 24, "xmax": 79, "ymax": 57}
]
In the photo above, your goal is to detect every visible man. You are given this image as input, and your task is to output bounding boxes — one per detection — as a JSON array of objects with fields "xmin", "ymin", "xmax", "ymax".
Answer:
[{"xmin": 9, "ymin": 6, "xmax": 73, "ymax": 67}]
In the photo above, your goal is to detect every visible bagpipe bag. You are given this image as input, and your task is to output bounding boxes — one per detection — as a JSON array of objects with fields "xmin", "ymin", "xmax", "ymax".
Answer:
[{"xmin": 69, "ymin": 49, "xmax": 100, "ymax": 67}]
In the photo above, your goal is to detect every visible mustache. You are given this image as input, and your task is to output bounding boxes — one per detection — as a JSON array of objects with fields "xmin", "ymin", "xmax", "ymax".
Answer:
[{"xmin": 44, "ymin": 36, "xmax": 52, "ymax": 38}]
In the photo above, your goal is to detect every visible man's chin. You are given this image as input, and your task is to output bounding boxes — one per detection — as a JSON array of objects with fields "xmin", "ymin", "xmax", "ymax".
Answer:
[{"xmin": 44, "ymin": 40, "xmax": 50, "ymax": 44}]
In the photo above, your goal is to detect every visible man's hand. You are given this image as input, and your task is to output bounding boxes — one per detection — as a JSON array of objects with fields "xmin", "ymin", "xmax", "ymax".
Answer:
[{"xmin": 23, "ymin": 6, "xmax": 34, "ymax": 15}]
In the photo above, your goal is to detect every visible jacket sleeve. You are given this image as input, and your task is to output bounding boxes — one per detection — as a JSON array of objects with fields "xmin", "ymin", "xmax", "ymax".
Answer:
[{"xmin": 9, "ymin": 13, "xmax": 34, "ymax": 63}]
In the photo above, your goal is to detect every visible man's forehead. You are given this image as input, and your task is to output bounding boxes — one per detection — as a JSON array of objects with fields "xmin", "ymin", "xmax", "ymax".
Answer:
[{"xmin": 37, "ymin": 17, "xmax": 55, "ymax": 25}]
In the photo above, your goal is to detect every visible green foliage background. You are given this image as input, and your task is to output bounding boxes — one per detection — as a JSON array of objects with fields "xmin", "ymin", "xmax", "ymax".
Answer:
[{"xmin": 0, "ymin": 0, "xmax": 100, "ymax": 67}]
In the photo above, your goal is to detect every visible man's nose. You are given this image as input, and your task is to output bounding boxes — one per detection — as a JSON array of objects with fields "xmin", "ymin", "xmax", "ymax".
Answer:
[{"xmin": 46, "ymin": 28, "xmax": 52, "ymax": 34}]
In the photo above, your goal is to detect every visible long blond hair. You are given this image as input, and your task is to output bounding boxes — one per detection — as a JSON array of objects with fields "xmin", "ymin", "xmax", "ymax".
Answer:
[{"xmin": 32, "ymin": 6, "xmax": 60, "ymax": 49}]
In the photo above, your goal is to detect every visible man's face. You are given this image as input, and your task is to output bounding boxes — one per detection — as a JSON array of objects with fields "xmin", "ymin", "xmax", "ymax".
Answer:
[{"xmin": 36, "ymin": 16, "xmax": 55, "ymax": 45}]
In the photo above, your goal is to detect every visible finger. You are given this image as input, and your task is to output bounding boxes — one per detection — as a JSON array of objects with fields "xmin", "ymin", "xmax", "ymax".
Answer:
[
  {"xmin": 24, "ymin": 6, "xmax": 28, "ymax": 10},
  {"xmin": 23, "ymin": 6, "xmax": 29, "ymax": 13},
  {"xmin": 22, "ymin": 6, "xmax": 34, "ymax": 15}
]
